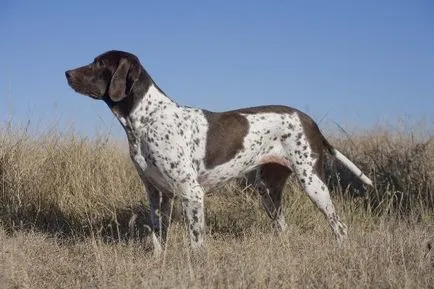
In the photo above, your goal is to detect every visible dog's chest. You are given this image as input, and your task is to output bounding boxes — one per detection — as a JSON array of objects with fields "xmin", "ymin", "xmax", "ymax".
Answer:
[
  {"xmin": 128, "ymin": 132, "xmax": 176, "ymax": 193},
  {"xmin": 127, "ymin": 107, "xmax": 209, "ymax": 191}
]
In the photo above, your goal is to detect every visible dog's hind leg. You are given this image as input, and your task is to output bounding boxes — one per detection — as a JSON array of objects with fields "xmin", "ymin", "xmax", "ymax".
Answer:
[
  {"xmin": 282, "ymin": 122, "xmax": 348, "ymax": 242},
  {"xmin": 255, "ymin": 163, "xmax": 292, "ymax": 234},
  {"xmin": 291, "ymin": 149, "xmax": 348, "ymax": 243}
]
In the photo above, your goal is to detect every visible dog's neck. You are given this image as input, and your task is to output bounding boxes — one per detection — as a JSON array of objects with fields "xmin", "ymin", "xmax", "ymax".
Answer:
[
  {"xmin": 105, "ymin": 68, "xmax": 178, "ymax": 129},
  {"xmin": 129, "ymin": 83, "xmax": 178, "ymax": 123},
  {"xmin": 112, "ymin": 86, "xmax": 179, "ymax": 141}
]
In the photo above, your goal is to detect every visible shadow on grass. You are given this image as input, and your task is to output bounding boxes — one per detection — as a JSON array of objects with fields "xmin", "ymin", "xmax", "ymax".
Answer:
[{"xmin": 0, "ymin": 202, "xmax": 155, "ymax": 244}]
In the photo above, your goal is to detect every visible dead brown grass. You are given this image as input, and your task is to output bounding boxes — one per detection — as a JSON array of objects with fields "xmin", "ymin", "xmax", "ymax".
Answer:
[{"xmin": 0, "ymin": 123, "xmax": 433, "ymax": 289}]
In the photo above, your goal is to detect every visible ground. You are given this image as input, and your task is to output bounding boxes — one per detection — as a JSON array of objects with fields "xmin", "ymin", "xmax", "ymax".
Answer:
[{"xmin": 0, "ymin": 125, "xmax": 432, "ymax": 288}]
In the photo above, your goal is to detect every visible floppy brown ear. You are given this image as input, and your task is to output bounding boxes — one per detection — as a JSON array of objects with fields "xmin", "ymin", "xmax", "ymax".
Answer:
[{"xmin": 108, "ymin": 58, "xmax": 140, "ymax": 102}]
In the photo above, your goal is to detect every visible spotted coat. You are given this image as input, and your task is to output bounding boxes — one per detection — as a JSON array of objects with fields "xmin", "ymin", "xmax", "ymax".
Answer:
[{"xmin": 65, "ymin": 50, "xmax": 373, "ymax": 252}]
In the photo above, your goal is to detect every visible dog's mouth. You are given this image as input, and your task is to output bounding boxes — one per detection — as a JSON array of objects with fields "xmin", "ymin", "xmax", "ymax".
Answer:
[{"xmin": 66, "ymin": 75, "xmax": 102, "ymax": 99}]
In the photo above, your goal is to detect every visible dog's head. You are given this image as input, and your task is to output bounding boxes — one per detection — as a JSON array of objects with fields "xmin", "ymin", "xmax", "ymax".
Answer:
[{"xmin": 65, "ymin": 50, "xmax": 143, "ymax": 102}]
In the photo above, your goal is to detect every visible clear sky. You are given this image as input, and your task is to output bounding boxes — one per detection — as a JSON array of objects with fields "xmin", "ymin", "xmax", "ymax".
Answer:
[{"xmin": 1, "ymin": 1, "xmax": 433, "ymax": 137}]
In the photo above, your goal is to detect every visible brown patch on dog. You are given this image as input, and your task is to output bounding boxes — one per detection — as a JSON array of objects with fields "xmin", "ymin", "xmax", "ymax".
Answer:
[
  {"xmin": 258, "ymin": 163, "xmax": 292, "ymax": 186},
  {"xmin": 203, "ymin": 110, "xmax": 249, "ymax": 169},
  {"xmin": 203, "ymin": 105, "xmax": 298, "ymax": 169},
  {"xmin": 256, "ymin": 163, "xmax": 291, "ymax": 218},
  {"xmin": 298, "ymin": 111, "xmax": 334, "ymax": 181}
]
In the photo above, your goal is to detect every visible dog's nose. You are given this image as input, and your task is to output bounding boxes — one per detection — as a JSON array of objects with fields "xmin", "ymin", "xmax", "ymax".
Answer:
[{"xmin": 65, "ymin": 70, "xmax": 71, "ymax": 79}]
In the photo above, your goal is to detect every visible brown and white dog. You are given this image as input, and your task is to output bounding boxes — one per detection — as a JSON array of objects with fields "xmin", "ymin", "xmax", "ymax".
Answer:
[{"xmin": 65, "ymin": 50, "xmax": 372, "ymax": 252}]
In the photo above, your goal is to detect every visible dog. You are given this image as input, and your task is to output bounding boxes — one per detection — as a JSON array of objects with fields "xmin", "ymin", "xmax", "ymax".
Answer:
[{"xmin": 65, "ymin": 50, "xmax": 373, "ymax": 252}]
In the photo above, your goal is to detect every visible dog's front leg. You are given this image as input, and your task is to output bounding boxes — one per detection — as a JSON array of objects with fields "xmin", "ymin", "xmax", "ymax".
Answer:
[
  {"xmin": 144, "ymin": 180, "xmax": 172, "ymax": 249},
  {"xmin": 179, "ymin": 180, "xmax": 205, "ymax": 250}
]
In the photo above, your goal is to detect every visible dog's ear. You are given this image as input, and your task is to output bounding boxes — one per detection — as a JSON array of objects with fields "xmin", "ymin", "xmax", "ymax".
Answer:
[{"xmin": 108, "ymin": 58, "xmax": 141, "ymax": 102}]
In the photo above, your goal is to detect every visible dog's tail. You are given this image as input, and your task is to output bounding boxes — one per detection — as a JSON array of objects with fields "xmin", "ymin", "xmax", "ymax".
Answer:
[
  {"xmin": 298, "ymin": 110, "xmax": 373, "ymax": 186},
  {"xmin": 332, "ymin": 148, "xmax": 373, "ymax": 186},
  {"xmin": 323, "ymin": 139, "xmax": 373, "ymax": 186}
]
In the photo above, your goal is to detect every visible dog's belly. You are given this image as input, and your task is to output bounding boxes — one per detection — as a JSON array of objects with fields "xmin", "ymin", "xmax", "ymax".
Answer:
[
  {"xmin": 144, "ymin": 166, "xmax": 176, "ymax": 195},
  {"xmin": 140, "ymin": 136, "xmax": 291, "ymax": 194},
  {"xmin": 197, "ymin": 142, "xmax": 290, "ymax": 191}
]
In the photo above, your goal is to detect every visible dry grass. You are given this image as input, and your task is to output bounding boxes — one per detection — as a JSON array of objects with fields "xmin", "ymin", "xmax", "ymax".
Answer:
[{"xmin": 0, "ymin": 123, "xmax": 433, "ymax": 288}]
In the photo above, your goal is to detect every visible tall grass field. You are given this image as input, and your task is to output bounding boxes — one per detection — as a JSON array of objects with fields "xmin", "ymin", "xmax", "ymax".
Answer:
[{"xmin": 0, "ymin": 123, "xmax": 433, "ymax": 288}]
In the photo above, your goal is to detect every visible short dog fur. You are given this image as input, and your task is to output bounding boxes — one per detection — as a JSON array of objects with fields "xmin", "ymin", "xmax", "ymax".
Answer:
[{"xmin": 66, "ymin": 50, "xmax": 373, "ymax": 251}]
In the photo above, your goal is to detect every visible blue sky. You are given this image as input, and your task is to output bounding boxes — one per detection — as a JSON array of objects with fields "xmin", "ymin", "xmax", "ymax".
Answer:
[{"xmin": 1, "ymin": 1, "xmax": 433, "ymax": 137}]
